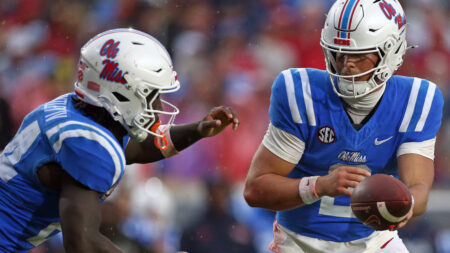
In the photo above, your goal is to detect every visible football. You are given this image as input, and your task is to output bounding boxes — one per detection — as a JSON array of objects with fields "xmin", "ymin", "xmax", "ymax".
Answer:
[{"xmin": 350, "ymin": 174, "xmax": 413, "ymax": 230}]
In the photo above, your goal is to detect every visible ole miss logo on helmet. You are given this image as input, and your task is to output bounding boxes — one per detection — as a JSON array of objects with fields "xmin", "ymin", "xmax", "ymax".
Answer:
[
  {"xmin": 100, "ymin": 39, "xmax": 120, "ymax": 59},
  {"xmin": 379, "ymin": 0, "xmax": 406, "ymax": 29},
  {"xmin": 99, "ymin": 39, "xmax": 127, "ymax": 84}
]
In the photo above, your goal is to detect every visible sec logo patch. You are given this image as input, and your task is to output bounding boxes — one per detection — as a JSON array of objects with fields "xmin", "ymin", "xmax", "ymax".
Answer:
[{"xmin": 317, "ymin": 126, "xmax": 336, "ymax": 144}]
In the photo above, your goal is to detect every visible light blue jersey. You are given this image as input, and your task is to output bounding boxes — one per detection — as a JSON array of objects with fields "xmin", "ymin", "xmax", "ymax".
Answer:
[
  {"xmin": 269, "ymin": 68, "xmax": 443, "ymax": 242},
  {"xmin": 0, "ymin": 93, "xmax": 128, "ymax": 252}
]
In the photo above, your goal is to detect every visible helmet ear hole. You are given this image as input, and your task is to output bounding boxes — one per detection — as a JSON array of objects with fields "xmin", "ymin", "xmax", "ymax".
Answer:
[
  {"xmin": 377, "ymin": 71, "xmax": 390, "ymax": 81},
  {"xmin": 137, "ymin": 85, "xmax": 154, "ymax": 97},
  {"xmin": 384, "ymin": 39, "xmax": 395, "ymax": 51},
  {"xmin": 135, "ymin": 115, "xmax": 150, "ymax": 125}
]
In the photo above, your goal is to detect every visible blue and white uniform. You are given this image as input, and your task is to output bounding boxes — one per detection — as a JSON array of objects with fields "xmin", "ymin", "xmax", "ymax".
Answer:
[
  {"xmin": 264, "ymin": 68, "xmax": 443, "ymax": 243},
  {"xmin": 0, "ymin": 93, "xmax": 127, "ymax": 252}
]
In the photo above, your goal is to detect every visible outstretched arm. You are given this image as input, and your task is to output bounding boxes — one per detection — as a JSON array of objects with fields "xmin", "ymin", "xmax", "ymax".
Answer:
[
  {"xmin": 125, "ymin": 106, "xmax": 239, "ymax": 164},
  {"xmin": 59, "ymin": 171, "xmax": 123, "ymax": 253}
]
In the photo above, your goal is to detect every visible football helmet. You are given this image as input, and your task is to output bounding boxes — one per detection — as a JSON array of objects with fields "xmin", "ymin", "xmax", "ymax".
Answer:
[
  {"xmin": 75, "ymin": 28, "xmax": 180, "ymax": 142},
  {"xmin": 320, "ymin": 0, "xmax": 408, "ymax": 98}
]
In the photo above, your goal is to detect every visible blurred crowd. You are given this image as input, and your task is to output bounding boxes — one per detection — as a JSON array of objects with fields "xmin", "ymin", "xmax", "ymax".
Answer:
[{"xmin": 0, "ymin": 0, "xmax": 449, "ymax": 252}]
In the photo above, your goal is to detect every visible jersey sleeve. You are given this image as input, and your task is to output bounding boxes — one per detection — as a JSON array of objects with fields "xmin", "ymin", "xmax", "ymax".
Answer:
[
  {"xmin": 399, "ymin": 80, "xmax": 444, "ymax": 143},
  {"xmin": 45, "ymin": 121, "xmax": 125, "ymax": 194},
  {"xmin": 269, "ymin": 68, "xmax": 315, "ymax": 142},
  {"xmin": 262, "ymin": 123, "xmax": 305, "ymax": 164}
]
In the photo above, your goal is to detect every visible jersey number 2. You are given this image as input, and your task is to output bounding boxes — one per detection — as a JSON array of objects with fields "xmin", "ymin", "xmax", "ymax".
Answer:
[{"xmin": 318, "ymin": 164, "xmax": 371, "ymax": 218}]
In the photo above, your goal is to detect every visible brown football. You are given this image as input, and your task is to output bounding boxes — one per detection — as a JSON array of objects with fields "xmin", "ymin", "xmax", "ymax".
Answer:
[{"xmin": 350, "ymin": 174, "xmax": 413, "ymax": 230}]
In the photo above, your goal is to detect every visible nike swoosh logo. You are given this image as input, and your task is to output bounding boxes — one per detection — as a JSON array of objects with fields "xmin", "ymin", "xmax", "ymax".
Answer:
[
  {"xmin": 306, "ymin": 180, "xmax": 310, "ymax": 186},
  {"xmin": 374, "ymin": 136, "xmax": 393, "ymax": 145}
]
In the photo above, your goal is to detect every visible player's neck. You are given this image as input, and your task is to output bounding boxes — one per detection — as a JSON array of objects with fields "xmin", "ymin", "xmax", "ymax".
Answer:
[
  {"xmin": 72, "ymin": 97, "xmax": 127, "ymax": 144},
  {"xmin": 94, "ymin": 116, "xmax": 127, "ymax": 145},
  {"xmin": 341, "ymin": 85, "xmax": 386, "ymax": 125}
]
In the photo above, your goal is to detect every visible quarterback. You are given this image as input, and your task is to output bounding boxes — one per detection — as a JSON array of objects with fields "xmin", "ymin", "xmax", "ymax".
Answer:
[
  {"xmin": 244, "ymin": 0, "xmax": 443, "ymax": 252},
  {"xmin": 0, "ymin": 28, "xmax": 239, "ymax": 252}
]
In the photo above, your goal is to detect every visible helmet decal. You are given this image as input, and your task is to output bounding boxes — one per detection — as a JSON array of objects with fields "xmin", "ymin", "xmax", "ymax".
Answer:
[
  {"xmin": 100, "ymin": 39, "xmax": 120, "ymax": 59},
  {"xmin": 100, "ymin": 59, "xmax": 128, "ymax": 84},
  {"xmin": 334, "ymin": 38, "xmax": 351, "ymax": 46},
  {"xmin": 87, "ymin": 81, "xmax": 100, "ymax": 92},
  {"xmin": 378, "ymin": 0, "xmax": 406, "ymax": 29},
  {"xmin": 77, "ymin": 61, "xmax": 87, "ymax": 83},
  {"xmin": 98, "ymin": 39, "xmax": 127, "ymax": 84}
]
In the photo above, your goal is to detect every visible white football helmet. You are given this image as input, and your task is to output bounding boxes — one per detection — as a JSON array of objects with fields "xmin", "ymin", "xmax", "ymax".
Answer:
[
  {"xmin": 74, "ymin": 28, "xmax": 180, "ymax": 142},
  {"xmin": 320, "ymin": 0, "xmax": 408, "ymax": 98}
]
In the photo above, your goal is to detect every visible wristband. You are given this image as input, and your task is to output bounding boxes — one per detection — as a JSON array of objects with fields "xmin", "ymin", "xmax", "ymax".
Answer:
[
  {"xmin": 153, "ymin": 124, "xmax": 179, "ymax": 158},
  {"xmin": 299, "ymin": 176, "xmax": 320, "ymax": 204}
]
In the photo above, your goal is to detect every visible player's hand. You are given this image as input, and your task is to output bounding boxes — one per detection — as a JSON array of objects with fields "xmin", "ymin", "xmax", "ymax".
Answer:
[
  {"xmin": 390, "ymin": 198, "xmax": 414, "ymax": 231},
  {"xmin": 315, "ymin": 166, "xmax": 371, "ymax": 197},
  {"xmin": 197, "ymin": 106, "xmax": 239, "ymax": 137}
]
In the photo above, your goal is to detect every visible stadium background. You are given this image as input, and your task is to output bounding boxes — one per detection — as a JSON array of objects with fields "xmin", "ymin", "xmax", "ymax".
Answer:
[{"xmin": 0, "ymin": 0, "xmax": 449, "ymax": 252}]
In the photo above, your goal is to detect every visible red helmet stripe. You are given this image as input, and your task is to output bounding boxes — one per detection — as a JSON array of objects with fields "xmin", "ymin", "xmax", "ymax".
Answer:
[
  {"xmin": 337, "ymin": 0, "xmax": 351, "ymax": 38},
  {"xmin": 74, "ymin": 89, "xmax": 85, "ymax": 98}
]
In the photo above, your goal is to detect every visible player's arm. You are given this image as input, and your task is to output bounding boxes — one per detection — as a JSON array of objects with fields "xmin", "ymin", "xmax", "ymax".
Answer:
[
  {"xmin": 398, "ymin": 153, "xmax": 434, "ymax": 217},
  {"xmin": 244, "ymin": 144, "xmax": 370, "ymax": 210},
  {"xmin": 244, "ymin": 144, "xmax": 303, "ymax": 211},
  {"xmin": 59, "ymin": 171, "xmax": 123, "ymax": 253},
  {"xmin": 394, "ymin": 81, "xmax": 443, "ymax": 230},
  {"xmin": 125, "ymin": 106, "xmax": 239, "ymax": 164},
  {"xmin": 392, "ymin": 152, "xmax": 434, "ymax": 231},
  {"xmin": 392, "ymin": 137, "xmax": 437, "ymax": 230},
  {"xmin": 244, "ymin": 124, "xmax": 370, "ymax": 211}
]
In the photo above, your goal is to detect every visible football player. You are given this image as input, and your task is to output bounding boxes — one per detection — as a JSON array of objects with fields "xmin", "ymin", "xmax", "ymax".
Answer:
[
  {"xmin": 244, "ymin": 0, "xmax": 443, "ymax": 252},
  {"xmin": 0, "ymin": 28, "xmax": 239, "ymax": 253}
]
